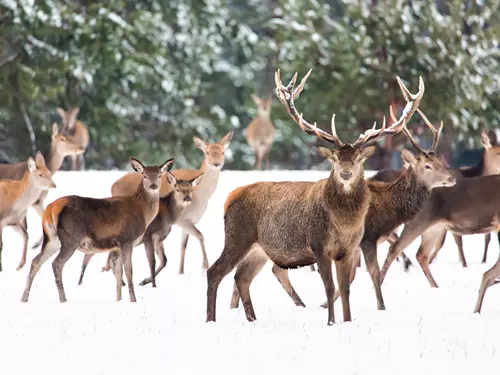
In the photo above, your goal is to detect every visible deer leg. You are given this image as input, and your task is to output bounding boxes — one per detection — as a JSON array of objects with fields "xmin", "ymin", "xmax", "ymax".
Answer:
[
  {"xmin": 178, "ymin": 231, "xmax": 189, "ymax": 275},
  {"xmin": 474, "ymin": 232, "xmax": 500, "ymax": 313},
  {"xmin": 309, "ymin": 264, "xmax": 317, "ymax": 272},
  {"xmin": 416, "ymin": 231, "xmax": 441, "ymax": 288},
  {"xmin": 380, "ymin": 218, "xmax": 438, "ymax": 284},
  {"xmin": 265, "ymin": 151, "xmax": 270, "ymax": 170},
  {"xmin": 315, "ymin": 250, "xmax": 335, "ymax": 325},
  {"xmin": 106, "ymin": 251, "xmax": 125, "ymax": 286},
  {"xmin": 482, "ymin": 233, "xmax": 491, "ymax": 264},
  {"xmin": 112, "ymin": 251, "xmax": 124, "ymax": 301},
  {"xmin": 11, "ymin": 223, "xmax": 29, "ymax": 271},
  {"xmin": 206, "ymin": 243, "xmax": 254, "ymax": 322},
  {"xmin": 229, "ymin": 280, "xmax": 240, "ymax": 309},
  {"xmin": 234, "ymin": 248, "xmax": 268, "ymax": 322},
  {"xmin": 52, "ymin": 242, "xmax": 77, "ymax": 303},
  {"xmin": 21, "ymin": 233, "xmax": 60, "ymax": 302},
  {"xmin": 141, "ymin": 237, "xmax": 168, "ymax": 286},
  {"xmin": 335, "ymin": 255, "xmax": 355, "ymax": 322},
  {"xmin": 428, "ymin": 229, "xmax": 448, "ymax": 264},
  {"xmin": 0, "ymin": 227, "xmax": 3, "ymax": 272},
  {"xmin": 271, "ymin": 263, "xmax": 306, "ymax": 307},
  {"xmin": 254, "ymin": 150, "xmax": 262, "ymax": 170},
  {"xmin": 121, "ymin": 245, "xmax": 136, "ymax": 302},
  {"xmin": 30, "ymin": 202, "xmax": 46, "ymax": 249},
  {"xmin": 451, "ymin": 234, "xmax": 467, "ymax": 267},
  {"xmin": 322, "ymin": 249, "xmax": 360, "ymax": 309},
  {"xmin": 78, "ymin": 254, "xmax": 93, "ymax": 285},
  {"xmin": 180, "ymin": 223, "xmax": 208, "ymax": 272},
  {"xmin": 140, "ymin": 236, "xmax": 156, "ymax": 287},
  {"xmin": 78, "ymin": 154, "xmax": 85, "ymax": 171},
  {"xmin": 361, "ymin": 240, "xmax": 386, "ymax": 310}
]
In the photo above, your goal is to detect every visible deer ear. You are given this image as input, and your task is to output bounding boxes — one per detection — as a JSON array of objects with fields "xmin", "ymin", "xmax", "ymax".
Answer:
[
  {"xmin": 66, "ymin": 107, "xmax": 80, "ymax": 130},
  {"xmin": 129, "ymin": 157, "xmax": 145, "ymax": 173},
  {"xmin": 160, "ymin": 158, "xmax": 175, "ymax": 174},
  {"xmin": 481, "ymin": 130, "xmax": 492, "ymax": 149},
  {"xmin": 317, "ymin": 146, "xmax": 335, "ymax": 161},
  {"xmin": 52, "ymin": 123, "xmax": 59, "ymax": 139},
  {"xmin": 250, "ymin": 94, "xmax": 261, "ymax": 106},
  {"xmin": 193, "ymin": 136, "xmax": 208, "ymax": 151},
  {"xmin": 165, "ymin": 171, "xmax": 177, "ymax": 186},
  {"xmin": 191, "ymin": 173, "xmax": 204, "ymax": 187},
  {"xmin": 401, "ymin": 148, "xmax": 417, "ymax": 167},
  {"xmin": 35, "ymin": 151, "xmax": 46, "ymax": 167},
  {"xmin": 220, "ymin": 130, "xmax": 234, "ymax": 150},
  {"xmin": 56, "ymin": 108, "xmax": 66, "ymax": 120},
  {"xmin": 360, "ymin": 146, "xmax": 376, "ymax": 162},
  {"xmin": 27, "ymin": 157, "xmax": 36, "ymax": 172}
]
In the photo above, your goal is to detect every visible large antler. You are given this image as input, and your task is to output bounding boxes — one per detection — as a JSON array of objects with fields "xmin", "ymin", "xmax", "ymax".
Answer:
[
  {"xmin": 275, "ymin": 68, "xmax": 346, "ymax": 147},
  {"xmin": 390, "ymin": 106, "xmax": 443, "ymax": 154},
  {"xmin": 275, "ymin": 69, "xmax": 425, "ymax": 149},
  {"xmin": 352, "ymin": 76, "xmax": 425, "ymax": 147}
]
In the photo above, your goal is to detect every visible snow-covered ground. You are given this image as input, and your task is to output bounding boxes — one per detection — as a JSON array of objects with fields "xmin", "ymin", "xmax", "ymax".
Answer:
[{"xmin": 1, "ymin": 170, "xmax": 499, "ymax": 375}]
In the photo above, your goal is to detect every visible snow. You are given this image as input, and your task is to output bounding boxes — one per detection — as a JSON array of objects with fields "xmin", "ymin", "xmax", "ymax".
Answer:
[{"xmin": 1, "ymin": 170, "xmax": 500, "ymax": 375}]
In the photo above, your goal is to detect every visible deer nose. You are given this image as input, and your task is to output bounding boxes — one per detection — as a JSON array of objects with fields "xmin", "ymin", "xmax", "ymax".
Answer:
[
  {"xmin": 213, "ymin": 163, "xmax": 221, "ymax": 168},
  {"xmin": 184, "ymin": 196, "xmax": 192, "ymax": 202},
  {"xmin": 340, "ymin": 172, "xmax": 352, "ymax": 181},
  {"xmin": 50, "ymin": 182, "xmax": 57, "ymax": 189},
  {"xmin": 150, "ymin": 183, "xmax": 158, "ymax": 190},
  {"xmin": 448, "ymin": 177, "xmax": 456, "ymax": 186}
]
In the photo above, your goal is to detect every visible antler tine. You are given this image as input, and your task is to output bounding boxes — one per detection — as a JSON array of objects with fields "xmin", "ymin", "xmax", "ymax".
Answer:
[
  {"xmin": 329, "ymin": 114, "xmax": 345, "ymax": 147},
  {"xmin": 354, "ymin": 76, "xmax": 425, "ymax": 148},
  {"xmin": 275, "ymin": 69, "xmax": 345, "ymax": 147},
  {"xmin": 416, "ymin": 108, "xmax": 443, "ymax": 153},
  {"xmin": 391, "ymin": 104, "xmax": 424, "ymax": 153}
]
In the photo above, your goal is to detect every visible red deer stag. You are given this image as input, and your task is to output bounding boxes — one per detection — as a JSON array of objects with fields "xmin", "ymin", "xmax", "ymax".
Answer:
[
  {"xmin": 56, "ymin": 107, "xmax": 90, "ymax": 170},
  {"xmin": 206, "ymin": 69, "xmax": 421, "ymax": 325},
  {"xmin": 21, "ymin": 157, "xmax": 173, "ymax": 303},
  {"xmin": 247, "ymin": 94, "xmax": 275, "ymax": 170},
  {"xmin": 0, "ymin": 153, "xmax": 56, "ymax": 271}
]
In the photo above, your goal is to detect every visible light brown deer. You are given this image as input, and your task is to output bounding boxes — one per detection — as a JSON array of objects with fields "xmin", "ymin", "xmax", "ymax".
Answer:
[
  {"xmin": 426, "ymin": 130, "xmax": 500, "ymax": 267},
  {"xmin": 206, "ymin": 69, "xmax": 422, "ymax": 325},
  {"xmin": 56, "ymin": 107, "xmax": 90, "ymax": 170},
  {"xmin": 0, "ymin": 152, "xmax": 56, "ymax": 271},
  {"xmin": 20, "ymin": 157, "xmax": 173, "ymax": 303},
  {"xmin": 110, "ymin": 131, "xmax": 233, "ymax": 275},
  {"xmin": 247, "ymin": 94, "xmax": 275, "ymax": 170},
  {"xmin": 77, "ymin": 172, "xmax": 204, "ymax": 288},
  {"xmin": 379, "ymin": 173, "xmax": 500, "ymax": 293},
  {"xmin": 0, "ymin": 123, "xmax": 84, "ymax": 251}
]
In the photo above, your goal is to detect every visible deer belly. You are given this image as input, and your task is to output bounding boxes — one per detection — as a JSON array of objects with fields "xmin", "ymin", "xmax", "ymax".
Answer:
[
  {"xmin": 78, "ymin": 237, "xmax": 120, "ymax": 254},
  {"xmin": 447, "ymin": 216, "xmax": 499, "ymax": 236}
]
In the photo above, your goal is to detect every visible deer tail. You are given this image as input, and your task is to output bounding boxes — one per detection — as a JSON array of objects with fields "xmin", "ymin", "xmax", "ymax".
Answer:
[{"xmin": 42, "ymin": 197, "xmax": 69, "ymax": 239}]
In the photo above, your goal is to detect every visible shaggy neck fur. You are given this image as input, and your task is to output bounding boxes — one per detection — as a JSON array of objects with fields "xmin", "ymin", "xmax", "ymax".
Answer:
[{"xmin": 132, "ymin": 183, "xmax": 160, "ymax": 226}]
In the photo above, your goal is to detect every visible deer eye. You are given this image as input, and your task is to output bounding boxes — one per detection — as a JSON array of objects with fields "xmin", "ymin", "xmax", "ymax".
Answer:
[{"xmin": 425, "ymin": 165, "xmax": 432, "ymax": 170}]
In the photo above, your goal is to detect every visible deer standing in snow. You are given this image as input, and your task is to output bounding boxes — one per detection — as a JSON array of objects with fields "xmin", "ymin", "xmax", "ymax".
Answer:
[{"xmin": 246, "ymin": 94, "xmax": 275, "ymax": 170}]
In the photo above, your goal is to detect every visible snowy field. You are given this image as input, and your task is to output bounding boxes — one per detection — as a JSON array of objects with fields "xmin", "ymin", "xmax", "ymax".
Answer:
[{"xmin": 1, "ymin": 169, "xmax": 500, "ymax": 375}]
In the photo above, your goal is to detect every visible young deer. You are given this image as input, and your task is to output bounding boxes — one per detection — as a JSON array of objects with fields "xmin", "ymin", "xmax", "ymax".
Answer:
[
  {"xmin": 56, "ymin": 107, "xmax": 90, "ymax": 171},
  {"xmin": 0, "ymin": 153, "xmax": 56, "ymax": 271},
  {"xmin": 206, "ymin": 69, "xmax": 421, "ymax": 325},
  {"xmin": 110, "ymin": 131, "xmax": 233, "ymax": 275},
  {"xmin": 246, "ymin": 94, "xmax": 275, "ymax": 170},
  {"xmin": 426, "ymin": 130, "xmax": 500, "ymax": 267},
  {"xmin": 20, "ymin": 157, "xmax": 173, "ymax": 303},
  {"xmin": 379, "ymin": 174, "xmax": 500, "ymax": 291},
  {"xmin": 77, "ymin": 173, "xmax": 204, "ymax": 287}
]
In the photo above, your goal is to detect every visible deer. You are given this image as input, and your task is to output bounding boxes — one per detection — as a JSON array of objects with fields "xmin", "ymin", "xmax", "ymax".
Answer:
[
  {"xmin": 205, "ymin": 69, "xmax": 423, "ymax": 326},
  {"xmin": 378, "ymin": 173, "xmax": 500, "ymax": 294},
  {"xmin": 0, "ymin": 123, "xmax": 84, "ymax": 251},
  {"xmin": 77, "ymin": 172, "xmax": 204, "ymax": 288},
  {"xmin": 0, "ymin": 152, "xmax": 56, "ymax": 271},
  {"xmin": 425, "ymin": 130, "xmax": 500, "ymax": 267},
  {"xmin": 20, "ymin": 157, "xmax": 173, "ymax": 303},
  {"xmin": 107, "ymin": 131, "xmax": 233, "ymax": 275},
  {"xmin": 246, "ymin": 94, "xmax": 275, "ymax": 170},
  {"xmin": 56, "ymin": 107, "xmax": 90, "ymax": 171},
  {"xmin": 230, "ymin": 103, "xmax": 458, "ymax": 314}
]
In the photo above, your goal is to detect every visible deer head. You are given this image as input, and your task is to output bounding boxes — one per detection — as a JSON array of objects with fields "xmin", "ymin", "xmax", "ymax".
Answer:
[
  {"xmin": 251, "ymin": 94, "xmax": 272, "ymax": 118},
  {"xmin": 481, "ymin": 130, "xmax": 500, "ymax": 174},
  {"xmin": 390, "ymin": 107, "xmax": 456, "ymax": 189},
  {"xmin": 56, "ymin": 107, "xmax": 81, "ymax": 131},
  {"xmin": 275, "ymin": 69, "xmax": 425, "ymax": 190},
  {"xmin": 193, "ymin": 131, "xmax": 233, "ymax": 171},
  {"xmin": 51, "ymin": 123, "xmax": 85, "ymax": 156},
  {"xmin": 28, "ymin": 152, "xmax": 57, "ymax": 190},
  {"xmin": 165, "ymin": 172, "xmax": 204, "ymax": 206},
  {"xmin": 130, "ymin": 157, "xmax": 174, "ymax": 194}
]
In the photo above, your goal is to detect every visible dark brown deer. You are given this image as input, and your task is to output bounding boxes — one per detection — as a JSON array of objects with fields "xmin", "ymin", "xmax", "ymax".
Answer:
[
  {"xmin": 379, "ymin": 173, "xmax": 500, "ymax": 291},
  {"xmin": 427, "ymin": 130, "xmax": 500, "ymax": 267},
  {"xmin": 77, "ymin": 172, "xmax": 204, "ymax": 287},
  {"xmin": 231, "ymin": 104, "xmax": 457, "ymax": 313},
  {"xmin": 56, "ymin": 107, "xmax": 90, "ymax": 170},
  {"xmin": 21, "ymin": 157, "xmax": 173, "ymax": 303},
  {"xmin": 246, "ymin": 94, "xmax": 275, "ymax": 170},
  {"xmin": 0, "ymin": 153, "xmax": 56, "ymax": 271},
  {"xmin": 206, "ymin": 69, "xmax": 422, "ymax": 325}
]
